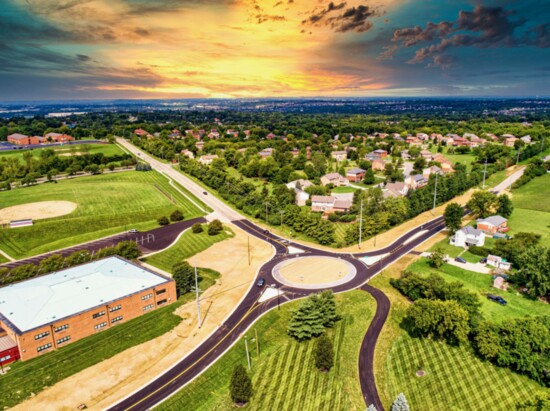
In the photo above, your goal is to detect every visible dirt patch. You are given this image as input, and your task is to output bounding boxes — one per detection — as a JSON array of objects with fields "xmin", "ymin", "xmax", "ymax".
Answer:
[
  {"xmin": 0, "ymin": 201, "xmax": 77, "ymax": 224},
  {"xmin": 12, "ymin": 223, "xmax": 273, "ymax": 411},
  {"xmin": 277, "ymin": 256, "xmax": 352, "ymax": 285}
]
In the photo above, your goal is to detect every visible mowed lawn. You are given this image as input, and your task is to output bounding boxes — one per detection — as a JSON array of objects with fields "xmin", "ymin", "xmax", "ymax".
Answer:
[
  {"xmin": 0, "ymin": 143, "xmax": 125, "ymax": 161},
  {"xmin": 0, "ymin": 171, "xmax": 205, "ymax": 258},
  {"xmin": 142, "ymin": 226, "xmax": 235, "ymax": 273},
  {"xmin": 385, "ymin": 335, "xmax": 544, "ymax": 411},
  {"xmin": 157, "ymin": 290, "xmax": 375, "ymax": 411},
  {"xmin": 508, "ymin": 174, "xmax": 550, "ymax": 244}
]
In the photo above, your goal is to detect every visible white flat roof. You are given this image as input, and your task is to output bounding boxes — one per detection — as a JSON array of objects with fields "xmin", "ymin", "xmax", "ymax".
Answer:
[{"xmin": 0, "ymin": 256, "xmax": 170, "ymax": 334}]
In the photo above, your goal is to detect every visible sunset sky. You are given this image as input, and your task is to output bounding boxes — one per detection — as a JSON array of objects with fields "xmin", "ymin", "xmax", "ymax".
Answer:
[{"xmin": 0, "ymin": 0, "xmax": 548, "ymax": 100}]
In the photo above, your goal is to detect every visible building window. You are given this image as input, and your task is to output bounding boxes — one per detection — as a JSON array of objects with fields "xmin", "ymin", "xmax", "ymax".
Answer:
[
  {"xmin": 93, "ymin": 310, "xmax": 106, "ymax": 319},
  {"xmin": 57, "ymin": 336, "xmax": 71, "ymax": 345},
  {"xmin": 109, "ymin": 305, "xmax": 122, "ymax": 312},
  {"xmin": 34, "ymin": 331, "xmax": 50, "ymax": 340},
  {"xmin": 141, "ymin": 293, "xmax": 153, "ymax": 301},
  {"xmin": 0, "ymin": 355, "xmax": 11, "ymax": 362},
  {"xmin": 94, "ymin": 322, "xmax": 107, "ymax": 330},
  {"xmin": 143, "ymin": 304, "xmax": 154, "ymax": 311},
  {"xmin": 37, "ymin": 343, "xmax": 52, "ymax": 352},
  {"xmin": 54, "ymin": 324, "xmax": 69, "ymax": 333},
  {"xmin": 157, "ymin": 299, "xmax": 167, "ymax": 306},
  {"xmin": 156, "ymin": 289, "xmax": 166, "ymax": 295},
  {"xmin": 111, "ymin": 315, "xmax": 123, "ymax": 324}
]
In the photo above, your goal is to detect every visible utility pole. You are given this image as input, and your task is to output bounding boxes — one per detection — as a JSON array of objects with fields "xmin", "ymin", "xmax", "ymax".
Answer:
[
  {"xmin": 277, "ymin": 285, "xmax": 280, "ymax": 310},
  {"xmin": 194, "ymin": 259, "xmax": 202, "ymax": 328},
  {"xmin": 482, "ymin": 158, "xmax": 487, "ymax": 189},
  {"xmin": 433, "ymin": 172, "xmax": 438, "ymax": 211},
  {"xmin": 358, "ymin": 199, "xmax": 363, "ymax": 249},
  {"xmin": 255, "ymin": 328, "xmax": 260, "ymax": 358},
  {"xmin": 244, "ymin": 335, "xmax": 251, "ymax": 370},
  {"xmin": 516, "ymin": 148, "xmax": 521, "ymax": 166},
  {"xmin": 279, "ymin": 210, "xmax": 284, "ymax": 230},
  {"xmin": 265, "ymin": 201, "xmax": 270, "ymax": 224},
  {"xmin": 247, "ymin": 236, "xmax": 251, "ymax": 266}
]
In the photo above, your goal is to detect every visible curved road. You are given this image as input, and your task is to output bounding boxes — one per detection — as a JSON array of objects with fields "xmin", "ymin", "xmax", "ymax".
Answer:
[{"xmin": 108, "ymin": 214, "xmax": 447, "ymax": 411}]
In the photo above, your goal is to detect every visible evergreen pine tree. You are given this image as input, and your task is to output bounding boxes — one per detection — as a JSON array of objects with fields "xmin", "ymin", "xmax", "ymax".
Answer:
[
  {"xmin": 316, "ymin": 290, "xmax": 340, "ymax": 327},
  {"xmin": 230, "ymin": 364, "xmax": 253, "ymax": 405},
  {"xmin": 287, "ymin": 298, "xmax": 325, "ymax": 341},
  {"xmin": 314, "ymin": 335, "xmax": 334, "ymax": 371},
  {"xmin": 391, "ymin": 393, "xmax": 410, "ymax": 411}
]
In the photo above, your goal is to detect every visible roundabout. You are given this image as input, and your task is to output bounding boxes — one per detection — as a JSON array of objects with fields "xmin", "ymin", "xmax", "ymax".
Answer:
[{"xmin": 272, "ymin": 256, "xmax": 357, "ymax": 289}]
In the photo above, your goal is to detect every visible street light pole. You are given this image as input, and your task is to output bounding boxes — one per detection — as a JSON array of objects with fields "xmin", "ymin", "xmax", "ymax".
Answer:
[
  {"xmin": 433, "ymin": 172, "xmax": 438, "ymax": 211},
  {"xmin": 482, "ymin": 158, "xmax": 487, "ymax": 189},
  {"xmin": 358, "ymin": 199, "xmax": 363, "ymax": 249},
  {"xmin": 194, "ymin": 259, "xmax": 202, "ymax": 328},
  {"xmin": 244, "ymin": 335, "xmax": 251, "ymax": 370}
]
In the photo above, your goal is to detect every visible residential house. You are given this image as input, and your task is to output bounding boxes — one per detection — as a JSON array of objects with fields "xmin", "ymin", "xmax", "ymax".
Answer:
[
  {"xmin": 423, "ymin": 166, "xmax": 444, "ymax": 179},
  {"xmin": 373, "ymin": 149, "xmax": 388, "ymax": 158},
  {"xmin": 286, "ymin": 179, "xmax": 313, "ymax": 191},
  {"xmin": 406, "ymin": 174, "xmax": 428, "ymax": 189},
  {"xmin": 198, "ymin": 154, "xmax": 219, "ymax": 165},
  {"xmin": 520, "ymin": 135, "xmax": 532, "ymax": 144},
  {"xmin": 346, "ymin": 168, "xmax": 366, "ymax": 182},
  {"xmin": 195, "ymin": 141, "xmax": 205, "ymax": 151},
  {"xmin": 331, "ymin": 151, "xmax": 347, "ymax": 161},
  {"xmin": 134, "ymin": 128, "xmax": 149, "ymax": 137},
  {"xmin": 371, "ymin": 159, "xmax": 386, "ymax": 171},
  {"xmin": 266, "ymin": 133, "xmax": 276, "ymax": 139},
  {"xmin": 310, "ymin": 195, "xmax": 352, "ymax": 213},
  {"xmin": 180, "ymin": 149, "xmax": 194, "ymax": 159},
  {"xmin": 7, "ymin": 134, "xmax": 32, "ymax": 145},
  {"xmin": 420, "ymin": 150, "xmax": 433, "ymax": 160},
  {"xmin": 320, "ymin": 173, "xmax": 349, "ymax": 187},
  {"xmin": 311, "ymin": 196, "xmax": 336, "ymax": 213},
  {"xmin": 293, "ymin": 189, "xmax": 310, "ymax": 206},
  {"xmin": 259, "ymin": 148, "xmax": 274, "ymax": 158},
  {"xmin": 417, "ymin": 133, "xmax": 429, "ymax": 140},
  {"xmin": 383, "ymin": 182, "xmax": 409, "ymax": 198},
  {"xmin": 450, "ymin": 226, "xmax": 485, "ymax": 247},
  {"xmin": 503, "ymin": 134, "xmax": 517, "ymax": 147},
  {"xmin": 476, "ymin": 215, "xmax": 509, "ymax": 234},
  {"xmin": 291, "ymin": 148, "xmax": 300, "ymax": 157},
  {"xmin": 208, "ymin": 130, "xmax": 220, "ymax": 139},
  {"xmin": 487, "ymin": 255, "xmax": 512, "ymax": 271}
]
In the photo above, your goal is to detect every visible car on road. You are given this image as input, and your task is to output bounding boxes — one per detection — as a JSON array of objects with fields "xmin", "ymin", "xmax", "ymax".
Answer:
[
  {"xmin": 487, "ymin": 294, "xmax": 507, "ymax": 305},
  {"xmin": 129, "ymin": 229, "xmax": 138, "ymax": 233},
  {"xmin": 256, "ymin": 278, "xmax": 266, "ymax": 287},
  {"xmin": 263, "ymin": 229, "xmax": 269, "ymax": 234},
  {"xmin": 203, "ymin": 191, "xmax": 208, "ymax": 195},
  {"xmin": 454, "ymin": 257, "xmax": 467, "ymax": 263}
]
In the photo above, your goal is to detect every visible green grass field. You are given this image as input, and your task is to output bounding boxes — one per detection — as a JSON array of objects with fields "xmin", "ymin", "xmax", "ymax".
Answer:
[
  {"xmin": 0, "ymin": 143, "xmax": 125, "ymax": 161},
  {"xmin": 0, "ymin": 171, "xmax": 206, "ymax": 259},
  {"xmin": 0, "ymin": 267, "xmax": 219, "ymax": 410},
  {"xmin": 142, "ymin": 225, "xmax": 234, "ymax": 273},
  {"xmin": 332, "ymin": 186, "xmax": 359, "ymax": 194},
  {"xmin": 407, "ymin": 258, "xmax": 550, "ymax": 321},
  {"xmin": 507, "ymin": 173, "xmax": 550, "ymax": 244},
  {"xmin": 385, "ymin": 334, "xmax": 544, "ymax": 411},
  {"xmin": 157, "ymin": 290, "xmax": 375, "ymax": 411}
]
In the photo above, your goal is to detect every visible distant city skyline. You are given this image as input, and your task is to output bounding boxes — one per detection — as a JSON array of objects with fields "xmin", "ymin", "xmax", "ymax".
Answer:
[{"xmin": 0, "ymin": 0, "xmax": 549, "ymax": 100}]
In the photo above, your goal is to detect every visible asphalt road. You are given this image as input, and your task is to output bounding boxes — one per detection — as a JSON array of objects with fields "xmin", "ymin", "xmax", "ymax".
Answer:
[
  {"xmin": 0, "ymin": 217, "xmax": 206, "ymax": 270},
  {"xmin": 108, "ymin": 215, "xmax": 447, "ymax": 411}
]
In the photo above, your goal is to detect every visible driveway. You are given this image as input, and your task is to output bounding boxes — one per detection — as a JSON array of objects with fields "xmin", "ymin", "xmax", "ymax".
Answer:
[
  {"xmin": 492, "ymin": 166, "xmax": 525, "ymax": 193},
  {"xmin": 446, "ymin": 258, "xmax": 491, "ymax": 274}
]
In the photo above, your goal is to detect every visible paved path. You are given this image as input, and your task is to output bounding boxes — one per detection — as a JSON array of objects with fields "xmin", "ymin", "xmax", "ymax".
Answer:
[
  {"xmin": 491, "ymin": 166, "xmax": 525, "ymax": 193},
  {"xmin": 0, "ymin": 217, "xmax": 206, "ymax": 270}
]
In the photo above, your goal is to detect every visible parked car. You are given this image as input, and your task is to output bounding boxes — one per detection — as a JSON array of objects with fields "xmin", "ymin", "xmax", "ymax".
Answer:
[
  {"xmin": 129, "ymin": 228, "xmax": 138, "ymax": 233},
  {"xmin": 454, "ymin": 257, "xmax": 467, "ymax": 264},
  {"xmin": 480, "ymin": 257, "xmax": 487, "ymax": 264},
  {"xmin": 487, "ymin": 294, "xmax": 507, "ymax": 305},
  {"xmin": 203, "ymin": 191, "xmax": 208, "ymax": 195},
  {"xmin": 256, "ymin": 278, "xmax": 266, "ymax": 287}
]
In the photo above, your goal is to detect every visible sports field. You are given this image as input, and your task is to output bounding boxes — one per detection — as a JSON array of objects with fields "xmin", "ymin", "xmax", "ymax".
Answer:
[
  {"xmin": 0, "ymin": 171, "xmax": 205, "ymax": 259},
  {"xmin": 0, "ymin": 143, "xmax": 125, "ymax": 161},
  {"xmin": 142, "ymin": 226, "xmax": 235, "ymax": 273},
  {"xmin": 157, "ymin": 290, "xmax": 375, "ymax": 411}
]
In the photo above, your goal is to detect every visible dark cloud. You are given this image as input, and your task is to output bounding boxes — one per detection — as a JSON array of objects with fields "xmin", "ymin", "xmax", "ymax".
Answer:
[
  {"xmin": 303, "ymin": 2, "xmax": 376, "ymax": 33},
  {"xmin": 256, "ymin": 14, "xmax": 286, "ymax": 23},
  {"xmin": 76, "ymin": 54, "xmax": 91, "ymax": 61},
  {"xmin": 388, "ymin": 5, "xmax": 547, "ymax": 68}
]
